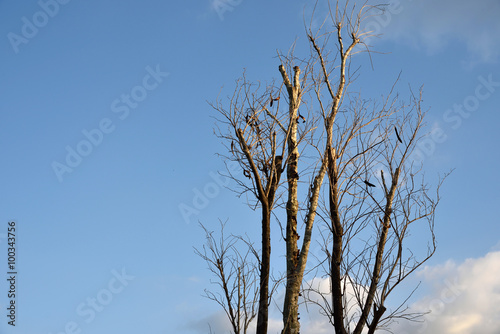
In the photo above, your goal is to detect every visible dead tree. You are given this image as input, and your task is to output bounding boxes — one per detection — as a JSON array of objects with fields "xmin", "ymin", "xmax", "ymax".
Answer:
[
  {"xmin": 299, "ymin": 3, "xmax": 450, "ymax": 334},
  {"xmin": 304, "ymin": 88, "xmax": 449, "ymax": 334},
  {"xmin": 278, "ymin": 55, "xmax": 327, "ymax": 334},
  {"xmin": 279, "ymin": 1, "xmax": 386, "ymax": 332},
  {"xmin": 211, "ymin": 74, "xmax": 302, "ymax": 334},
  {"xmin": 195, "ymin": 222, "xmax": 259, "ymax": 334},
  {"xmin": 205, "ymin": 2, "xmax": 448, "ymax": 334}
]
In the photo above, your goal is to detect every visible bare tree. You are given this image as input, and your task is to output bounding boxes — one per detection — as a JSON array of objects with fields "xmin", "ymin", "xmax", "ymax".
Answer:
[
  {"xmin": 195, "ymin": 222, "xmax": 260, "ymax": 334},
  {"xmin": 305, "ymin": 87, "xmax": 448, "ymax": 334},
  {"xmin": 211, "ymin": 73, "xmax": 293, "ymax": 334},
  {"xmin": 203, "ymin": 2, "xmax": 448, "ymax": 334},
  {"xmin": 211, "ymin": 60, "xmax": 328, "ymax": 334},
  {"xmin": 299, "ymin": 3, "xmax": 449, "ymax": 334}
]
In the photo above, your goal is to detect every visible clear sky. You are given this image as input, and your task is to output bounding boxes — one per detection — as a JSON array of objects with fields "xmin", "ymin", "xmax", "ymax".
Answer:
[{"xmin": 0, "ymin": 1, "xmax": 499, "ymax": 333}]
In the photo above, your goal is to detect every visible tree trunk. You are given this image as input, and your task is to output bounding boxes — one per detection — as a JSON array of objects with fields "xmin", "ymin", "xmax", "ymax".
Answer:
[
  {"xmin": 280, "ymin": 65, "xmax": 301, "ymax": 334},
  {"xmin": 327, "ymin": 145, "xmax": 347, "ymax": 334},
  {"xmin": 353, "ymin": 168, "xmax": 400, "ymax": 334},
  {"xmin": 256, "ymin": 203, "xmax": 271, "ymax": 334}
]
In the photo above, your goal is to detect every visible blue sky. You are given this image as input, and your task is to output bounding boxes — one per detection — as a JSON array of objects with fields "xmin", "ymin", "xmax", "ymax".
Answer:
[{"xmin": 0, "ymin": 0, "xmax": 499, "ymax": 333}]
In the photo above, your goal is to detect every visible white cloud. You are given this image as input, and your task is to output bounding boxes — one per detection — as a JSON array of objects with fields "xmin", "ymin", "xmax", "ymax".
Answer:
[
  {"xmin": 188, "ymin": 248, "xmax": 500, "ymax": 333},
  {"xmin": 361, "ymin": 0, "xmax": 500, "ymax": 64},
  {"xmin": 292, "ymin": 250, "xmax": 500, "ymax": 334},
  {"xmin": 391, "ymin": 250, "xmax": 500, "ymax": 334}
]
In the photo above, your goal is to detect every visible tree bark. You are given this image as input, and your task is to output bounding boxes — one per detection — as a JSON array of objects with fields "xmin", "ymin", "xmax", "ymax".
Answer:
[
  {"xmin": 280, "ymin": 65, "xmax": 302, "ymax": 334},
  {"xmin": 327, "ymin": 144, "xmax": 347, "ymax": 334},
  {"xmin": 256, "ymin": 202, "xmax": 271, "ymax": 334}
]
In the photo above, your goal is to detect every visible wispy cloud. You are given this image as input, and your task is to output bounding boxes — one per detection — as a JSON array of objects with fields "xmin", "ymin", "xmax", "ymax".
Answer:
[
  {"xmin": 303, "ymin": 0, "xmax": 500, "ymax": 64},
  {"xmin": 391, "ymin": 250, "xmax": 500, "ymax": 333},
  {"xmin": 186, "ymin": 311, "xmax": 231, "ymax": 333},
  {"xmin": 381, "ymin": 0, "xmax": 500, "ymax": 64}
]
